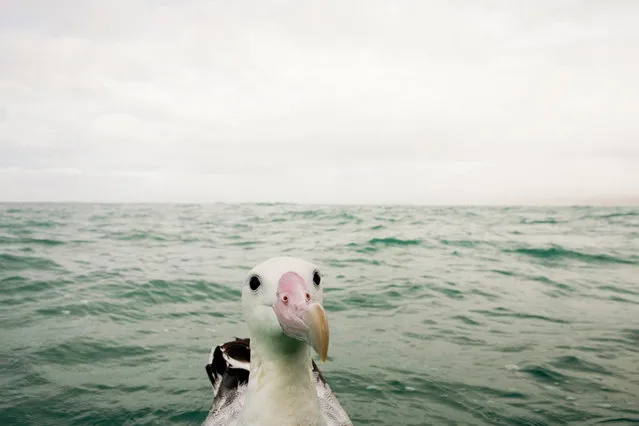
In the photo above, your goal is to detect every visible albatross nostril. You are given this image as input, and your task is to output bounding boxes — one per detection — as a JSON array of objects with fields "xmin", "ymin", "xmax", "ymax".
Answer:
[
  {"xmin": 282, "ymin": 295, "xmax": 289, "ymax": 304},
  {"xmin": 305, "ymin": 293, "xmax": 311, "ymax": 301}
]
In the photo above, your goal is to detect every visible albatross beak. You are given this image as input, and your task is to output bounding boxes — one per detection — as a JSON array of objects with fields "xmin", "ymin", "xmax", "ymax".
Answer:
[
  {"xmin": 302, "ymin": 303, "xmax": 329, "ymax": 362},
  {"xmin": 273, "ymin": 272, "xmax": 330, "ymax": 362}
]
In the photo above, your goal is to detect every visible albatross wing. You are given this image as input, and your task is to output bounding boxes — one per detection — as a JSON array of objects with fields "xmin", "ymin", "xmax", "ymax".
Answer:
[
  {"xmin": 202, "ymin": 338, "xmax": 352, "ymax": 426},
  {"xmin": 202, "ymin": 339, "xmax": 249, "ymax": 426},
  {"xmin": 310, "ymin": 354, "xmax": 354, "ymax": 426}
]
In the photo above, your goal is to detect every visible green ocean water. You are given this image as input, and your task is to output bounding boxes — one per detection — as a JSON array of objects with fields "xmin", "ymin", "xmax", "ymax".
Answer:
[{"xmin": 1, "ymin": 203, "xmax": 638, "ymax": 426}]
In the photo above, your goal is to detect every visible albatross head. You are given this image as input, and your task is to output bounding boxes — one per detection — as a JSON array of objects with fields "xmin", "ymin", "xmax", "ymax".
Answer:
[{"xmin": 241, "ymin": 256, "xmax": 329, "ymax": 362}]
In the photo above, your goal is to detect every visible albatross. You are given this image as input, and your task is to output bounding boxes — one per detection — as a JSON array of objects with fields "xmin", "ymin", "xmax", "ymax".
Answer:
[{"xmin": 202, "ymin": 256, "xmax": 353, "ymax": 426}]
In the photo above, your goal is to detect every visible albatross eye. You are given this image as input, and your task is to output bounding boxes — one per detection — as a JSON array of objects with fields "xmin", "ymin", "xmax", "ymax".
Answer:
[
  {"xmin": 249, "ymin": 276, "xmax": 261, "ymax": 291},
  {"xmin": 312, "ymin": 271, "xmax": 321, "ymax": 287}
]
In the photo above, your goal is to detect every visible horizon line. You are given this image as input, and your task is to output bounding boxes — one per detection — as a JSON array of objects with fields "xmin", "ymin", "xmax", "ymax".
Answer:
[{"xmin": 1, "ymin": 199, "xmax": 638, "ymax": 207}]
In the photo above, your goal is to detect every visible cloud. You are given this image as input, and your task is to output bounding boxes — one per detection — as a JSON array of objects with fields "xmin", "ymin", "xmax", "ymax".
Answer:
[{"xmin": 0, "ymin": 0, "xmax": 638, "ymax": 203}]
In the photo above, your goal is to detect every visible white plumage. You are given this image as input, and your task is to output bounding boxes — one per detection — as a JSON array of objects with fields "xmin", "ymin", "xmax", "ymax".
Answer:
[{"xmin": 202, "ymin": 257, "xmax": 353, "ymax": 426}]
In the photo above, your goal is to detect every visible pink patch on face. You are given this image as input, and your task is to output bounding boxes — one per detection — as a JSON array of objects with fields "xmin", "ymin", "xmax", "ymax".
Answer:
[
  {"xmin": 273, "ymin": 271, "xmax": 314, "ymax": 341},
  {"xmin": 277, "ymin": 271, "xmax": 309, "ymax": 306}
]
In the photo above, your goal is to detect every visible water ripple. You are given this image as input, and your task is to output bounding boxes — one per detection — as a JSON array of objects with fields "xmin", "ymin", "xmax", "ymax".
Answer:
[{"xmin": 506, "ymin": 246, "xmax": 636, "ymax": 265}]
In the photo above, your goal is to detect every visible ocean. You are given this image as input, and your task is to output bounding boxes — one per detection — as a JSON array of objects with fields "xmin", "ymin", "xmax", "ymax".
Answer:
[{"xmin": 0, "ymin": 203, "xmax": 637, "ymax": 425}]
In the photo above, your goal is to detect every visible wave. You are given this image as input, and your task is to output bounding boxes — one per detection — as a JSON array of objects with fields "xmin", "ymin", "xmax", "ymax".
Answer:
[
  {"xmin": 549, "ymin": 355, "xmax": 614, "ymax": 376},
  {"xmin": 367, "ymin": 237, "xmax": 421, "ymax": 246},
  {"xmin": 106, "ymin": 231, "xmax": 170, "ymax": 242},
  {"xmin": 581, "ymin": 211, "xmax": 639, "ymax": 220},
  {"xmin": 116, "ymin": 279, "xmax": 242, "ymax": 306},
  {"xmin": 33, "ymin": 338, "xmax": 158, "ymax": 366},
  {"xmin": 440, "ymin": 239, "xmax": 479, "ymax": 248},
  {"xmin": 0, "ymin": 236, "xmax": 65, "ymax": 246},
  {"xmin": 0, "ymin": 253, "xmax": 62, "ymax": 271},
  {"xmin": 506, "ymin": 246, "xmax": 636, "ymax": 265},
  {"xmin": 472, "ymin": 307, "xmax": 569, "ymax": 324},
  {"xmin": 519, "ymin": 218, "xmax": 560, "ymax": 225},
  {"xmin": 519, "ymin": 364, "xmax": 566, "ymax": 382}
]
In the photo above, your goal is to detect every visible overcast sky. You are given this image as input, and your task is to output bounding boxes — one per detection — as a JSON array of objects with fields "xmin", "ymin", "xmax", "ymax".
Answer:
[{"xmin": 0, "ymin": 0, "xmax": 638, "ymax": 204}]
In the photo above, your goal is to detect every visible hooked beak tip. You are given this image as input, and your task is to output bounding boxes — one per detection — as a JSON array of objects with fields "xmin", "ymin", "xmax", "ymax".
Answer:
[{"xmin": 304, "ymin": 303, "xmax": 329, "ymax": 362}]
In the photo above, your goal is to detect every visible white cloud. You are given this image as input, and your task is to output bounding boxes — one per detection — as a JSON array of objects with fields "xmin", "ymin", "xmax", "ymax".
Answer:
[{"xmin": 0, "ymin": 0, "xmax": 638, "ymax": 203}]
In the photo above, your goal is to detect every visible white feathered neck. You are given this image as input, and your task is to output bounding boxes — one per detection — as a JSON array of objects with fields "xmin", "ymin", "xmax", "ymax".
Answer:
[{"xmin": 236, "ymin": 333, "xmax": 326, "ymax": 426}]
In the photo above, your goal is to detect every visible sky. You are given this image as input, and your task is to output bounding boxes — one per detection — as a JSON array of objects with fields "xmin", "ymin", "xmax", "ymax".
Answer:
[{"xmin": 0, "ymin": 0, "xmax": 638, "ymax": 204}]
